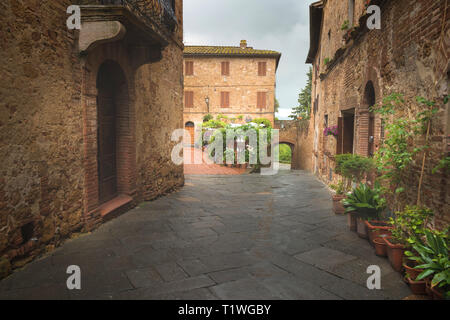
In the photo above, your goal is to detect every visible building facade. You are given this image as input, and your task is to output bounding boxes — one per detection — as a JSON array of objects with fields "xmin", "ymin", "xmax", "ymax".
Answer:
[
  {"xmin": 0, "ymin": 0, "xmax": 184, "ymax": 276},
  {"xmin": 183, "ymin": 40, "xmax": 281, "ymax": 139},
  {"xmin": 306, "ymin": 0, "xmax": 449, "ymax": 226}
]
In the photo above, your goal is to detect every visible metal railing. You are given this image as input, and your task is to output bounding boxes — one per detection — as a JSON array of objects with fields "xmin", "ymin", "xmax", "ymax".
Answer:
[{"xmin": 100, "ymin": 0, "xmax": 177, "ymax": 34}]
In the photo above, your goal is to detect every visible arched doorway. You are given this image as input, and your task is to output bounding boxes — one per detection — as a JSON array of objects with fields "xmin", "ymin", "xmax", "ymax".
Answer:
[
  {"xmin": 96, "ymin": 60, "xmax": 129, "ymax": 204},
  {"xmin": 363, "ymin": 81, "xmax": 376, "ymax": 157},
  {"xmin": 185, "ymin": 121, "xmax": 195, "ymax": 146},
  {"xmin": 274, "ymin": 142, "xmax": 294, "ymax": 170}
]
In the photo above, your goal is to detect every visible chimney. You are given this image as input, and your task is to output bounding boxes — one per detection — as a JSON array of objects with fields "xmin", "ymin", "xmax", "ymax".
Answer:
[{"xmin": 240, "ymin": 40, "xmax": 247, "ymax": 49}]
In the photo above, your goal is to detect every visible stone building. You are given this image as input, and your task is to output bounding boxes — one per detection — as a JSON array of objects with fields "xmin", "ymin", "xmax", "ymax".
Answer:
[
  {"xmin": 0, "ymin": 0, "xmax": 184, "ymax": 276},
  {"xmin": 306, "ymin": 0, "xmax": 449, "ymax": 226},
  {"xmin": 183, "ymin": 40, "xmax": 281, "ymax": 142}
]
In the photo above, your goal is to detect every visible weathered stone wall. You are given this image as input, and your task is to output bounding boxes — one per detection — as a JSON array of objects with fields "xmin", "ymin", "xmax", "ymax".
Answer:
[
  {"xmin": 275, "ymin": 120, "xmax": 313, "ymax": 170},
  {"xmin": 308, "ymin": 0, "xmax": 449, "ymax": 227},
  {"xmin": 0, "ymin": 0, "xmax": 184, "ymax": 277},
  {"xmin": 184, "ymin": 55, "xmax": 277, "ymax": 127}
]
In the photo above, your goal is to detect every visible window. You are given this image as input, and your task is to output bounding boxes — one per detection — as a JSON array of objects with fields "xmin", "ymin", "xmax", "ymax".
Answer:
[
  {"xmin": 185, "ymin": 61, "xmax": 194, "ymax": 76},
  {"xmin": 221, "ymin": 92, "xmax": 230, "ymax": 108},
  {"xmin": 257, "ymin": 92, "xmax": 267, "ymax": 109},
  {"xmin": 221, "ymin": 61, "xmax": 230, "ymax": 76},
  {"xmin": 185, "ymin": 91, "xmax": 194, "ymax": 108},
  {"xmin": 258, "ymin": 62, "xmax": 267, "ymax": 76}
]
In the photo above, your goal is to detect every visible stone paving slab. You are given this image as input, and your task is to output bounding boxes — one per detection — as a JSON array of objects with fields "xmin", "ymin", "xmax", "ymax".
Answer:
[{"xmin": 0, "ymin": 171, "xmax": 410, "ymax": 300}]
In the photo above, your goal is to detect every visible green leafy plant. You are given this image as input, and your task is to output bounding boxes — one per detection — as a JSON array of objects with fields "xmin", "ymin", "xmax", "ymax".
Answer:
[
  {"xmin": 371, "ymin": 94, "xmax": 439, "ymax": 206},
  {"xmin": 406, "ymin": 230, "xmax": 449, "ymax": 297},
  {"xmin": 330, "ymin": 180, "xmax": 345, "ymax": 195},
  {"xmin": 203, "ymin": 114, "xmax": 213, "ymax": 122},
  {"xmin": 432, "ymin": 156, "xmax": 450, "ymax": 174},
  {"xmin": 389, "ymin": 206, "xmax": 434, "ymax": 246},
  {"xmin": 324, "ymin": 57, "xmax": 330, "ymax": 66},
  {"xmin": 341, "ymin": 20, "xmax": 350, "ymax": 30},
  {"xmin": 335, "ymin": 154, "xmax": 375, "ymax": 191},
  {"xmin": 342, "ymin": 183, "xmax": 386, "ymax": 220}
]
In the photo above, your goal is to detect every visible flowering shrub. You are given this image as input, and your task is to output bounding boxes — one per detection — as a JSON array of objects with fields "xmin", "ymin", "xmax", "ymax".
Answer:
[{"xmin": 324, "ymin": 125, "xmax": 338, "ymax": 137}]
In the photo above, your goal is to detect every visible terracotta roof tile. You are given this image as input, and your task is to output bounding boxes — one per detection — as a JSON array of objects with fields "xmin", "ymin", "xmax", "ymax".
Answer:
[{"xmin": 184, "ymin": 46, "xmax": 281, "ymax": 58}]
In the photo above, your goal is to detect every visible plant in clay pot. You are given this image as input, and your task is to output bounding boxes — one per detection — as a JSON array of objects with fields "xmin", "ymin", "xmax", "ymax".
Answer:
[
  {"xmin": 407, "ymin": 229, "xmax": 449, "ymax": 300},
  {"xmin": 373, "ymin": 234, "xmax": 389, "ymax": 257},
  {"xmin": 342, "ymin": 183, "xmax": 385, "ymax": 239},
  {"xmin": 385, "ymin": 206, "xmax": 434, "ymax": 273},
  {"xmin": 330, "ymin": 181, "xmax": 346, "ymax": 215},
  {"xmin": 404, "ymin": 274, "xmax": 427, "ymax": 296}
]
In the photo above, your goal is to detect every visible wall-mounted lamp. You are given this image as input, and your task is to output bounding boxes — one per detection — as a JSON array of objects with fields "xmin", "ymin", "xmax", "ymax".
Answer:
[{"xmin": 205, "ymin": 96, "xmax": 210, "ymax": 113}]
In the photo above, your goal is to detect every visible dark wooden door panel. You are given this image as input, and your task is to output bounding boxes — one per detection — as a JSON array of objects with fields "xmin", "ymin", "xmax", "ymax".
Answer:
[{"xmin": 97, "ymin": 92, "xmax": 117, "ymax": 204}]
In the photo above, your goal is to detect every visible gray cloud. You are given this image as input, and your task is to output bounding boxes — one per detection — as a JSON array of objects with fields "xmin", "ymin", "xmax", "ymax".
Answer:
[{"xmin": 184, "ymin": 0, "xmax": 311, "ymax": 119}]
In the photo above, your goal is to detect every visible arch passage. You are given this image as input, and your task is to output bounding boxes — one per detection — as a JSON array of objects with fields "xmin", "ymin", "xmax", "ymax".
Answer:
[{"xmin": 96, "ymin": 61, "xmax": 130, "ymax": 204}]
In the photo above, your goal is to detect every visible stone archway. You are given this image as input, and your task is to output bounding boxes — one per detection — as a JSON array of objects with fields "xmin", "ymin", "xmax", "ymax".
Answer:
[
  {"xmin": 96, "ymin": 60, "xmax": 132, "ymax": 204},
  {"xmin": 82, "ymin": 51, "xmax": 137, "ymax": 225},
  {"xmin": 275, "ymin": 141, "xmax": 295, "ymax": 170},
  {"xmin": 358, "ymin": 67, "xmax": 381, "ymax": 157}
]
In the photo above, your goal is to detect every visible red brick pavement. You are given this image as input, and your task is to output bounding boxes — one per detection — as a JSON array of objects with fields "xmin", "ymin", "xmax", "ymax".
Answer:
[{"xmin": 183, "ymin": 148, "xmax": 248, "ymax": 175}]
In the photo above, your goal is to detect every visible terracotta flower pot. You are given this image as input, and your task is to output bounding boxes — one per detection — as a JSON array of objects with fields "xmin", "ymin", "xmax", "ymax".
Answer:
[
  {"xmin": 347, "ymin": 211, "xmax": 357, "ymax": 231},
  {"xmin": 406, "ymin": 277, "xmax": 427, "ymax": 295},
  {"xmin": 430, "ymin": 285, "xmax": 445, "ymax": 300},
  {"xmin": 332, "ymin": 194, "xmax": 346, "ymax": 215},
  {"xmin": 403, "ymin": 261, "xmax": 423, "ymax": 281},
  {"xmin": 384, "ymin": 237, "xmax": 406, "ymax": 272},
  {"xmin": 423, "ymin": 282, "xmax": 433, "ymax": 300},
  {"xmin": 365, "ymin": 220, "xmax": 393, "ymax": 246},
  {"xmin": 356, "ymin": 218, "xmax": 368, "ymax": 239},
  {"xmin": 373, "ymin": 236, "xmax": 388, "ymax": 257}
]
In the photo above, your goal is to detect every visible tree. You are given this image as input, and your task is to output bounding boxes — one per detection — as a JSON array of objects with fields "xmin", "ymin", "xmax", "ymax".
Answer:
[
  {"xmin": 274, "ymin": 98, "xmax": 280, "ymax": 114},
  {"xmin": 290, "ymin": 67, "xmax": 312, "ymax": 120}
]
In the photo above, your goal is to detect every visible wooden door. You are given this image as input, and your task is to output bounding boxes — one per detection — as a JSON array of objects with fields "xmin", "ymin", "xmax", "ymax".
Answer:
[
  {"xmin": 185, "ymin": 122, "xmax": 195, "ymax": 145},
  {"xmin": 97, "ymin": 91, "xmax": 117, "ymax": 203}
]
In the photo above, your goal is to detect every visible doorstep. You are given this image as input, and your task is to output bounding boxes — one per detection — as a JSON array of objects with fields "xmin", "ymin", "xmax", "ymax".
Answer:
[{"xmin": 98, "ymin": 194, "xmax": 133, "ymax": 222}]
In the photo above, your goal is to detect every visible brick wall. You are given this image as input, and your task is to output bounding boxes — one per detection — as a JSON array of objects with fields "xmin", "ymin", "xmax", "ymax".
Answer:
[
  {"xmin": 183, "ymin": 56, "xmax": 277, "ymax": 128},
  {"xmin": 308, "ymin": 0, "xmax": 449, "ymax": 227},
  {"xmin": 0, "ymin": 0, "xmax": 184, "ymax": 277}
]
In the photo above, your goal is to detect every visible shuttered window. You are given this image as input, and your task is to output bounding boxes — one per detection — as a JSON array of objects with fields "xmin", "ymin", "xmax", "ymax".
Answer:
[
  {"xmin": 221, "ymin": 62, "xmax": 230, "ymax": 76},
  {"xmin": 221, "ymin": 92, "xmax": 230, "ymax": 108},
  {"xmin": 185, "ymin": 61, "xmax": 194, "ymax": 76},
  {"xmin": 185, "ymin": 91, "xmax": 194, "ymax": 108},
  {"xmin": 257, "ymin": 92, "xmax": 267, "ymax": 109},
  {"xmin": 258, "ymin": 62, "xmax": 267, "ymax": 76}
]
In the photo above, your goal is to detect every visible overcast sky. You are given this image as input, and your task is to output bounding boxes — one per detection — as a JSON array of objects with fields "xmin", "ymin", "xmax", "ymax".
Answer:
[{"xmin": 183, "ymin": 0, "xmax": 311, "ymax": 120}]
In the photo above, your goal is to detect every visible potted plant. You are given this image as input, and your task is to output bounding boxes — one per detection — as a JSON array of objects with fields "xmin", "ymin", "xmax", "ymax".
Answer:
[
  {"xmin": 408, "ymin": 229, "xmax": 449, "ymax": 300},
  {"xmin": 385, "ymin": 206, "xmax": 434, "ymax": 273},
  {"xmin": 373, "ymin": 233, "xmax": 389, "ymax": 257},
  {"xmin": 342, "ymin": 183, "xmax": 385, "ymax": 239},
  {"xmin": 330, "ymin": 181, "xmax": 346, "ymax": 215},
  {"xmin": 334, "ymin": 154, "xmax": 374, "ymax": 226}
]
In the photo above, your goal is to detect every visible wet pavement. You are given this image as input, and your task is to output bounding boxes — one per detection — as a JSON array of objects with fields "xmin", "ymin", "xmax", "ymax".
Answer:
[{"xmin": 0, "ymin": 171, "xmax": 410, "ymax": 300}]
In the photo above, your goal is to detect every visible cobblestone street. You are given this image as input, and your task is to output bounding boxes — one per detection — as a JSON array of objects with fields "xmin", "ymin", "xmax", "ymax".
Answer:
[{"xmin": 0, "ymin": 171, "xmax": 410, "ymax": 300}]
